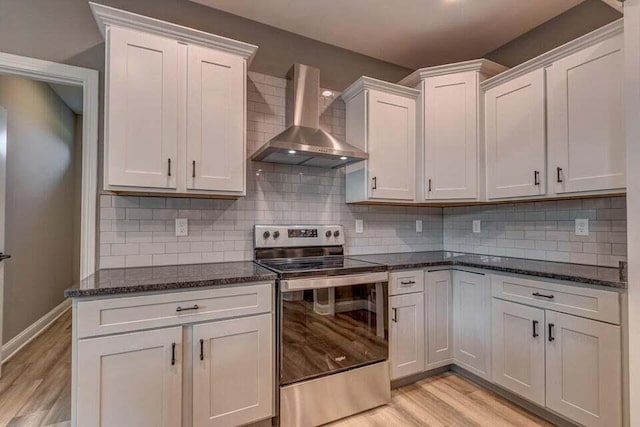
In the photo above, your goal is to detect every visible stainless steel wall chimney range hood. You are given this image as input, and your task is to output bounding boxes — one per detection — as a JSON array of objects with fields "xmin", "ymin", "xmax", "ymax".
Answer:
[{"xmin": 250, "ymin": 64, "xmax": 368, "ymax": 168}]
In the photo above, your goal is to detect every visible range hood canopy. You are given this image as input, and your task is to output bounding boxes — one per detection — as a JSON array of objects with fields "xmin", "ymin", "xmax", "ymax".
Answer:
[{"xmin": 250, "ymin": 64, "xmax": 368, "ymax": 168}]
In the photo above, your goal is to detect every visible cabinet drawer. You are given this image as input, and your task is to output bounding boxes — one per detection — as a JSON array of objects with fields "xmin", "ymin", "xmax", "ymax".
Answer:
[
  {"xmin": 491, "ymin": 274, "xmax": 619, "ymax": 324},
  {"xmin": 77, "ymin": 283, "xmax": 273, "ymax": 338},
  {"xmin": 389, "ymin": 270, "xmax": 424, "ymax": 295}
]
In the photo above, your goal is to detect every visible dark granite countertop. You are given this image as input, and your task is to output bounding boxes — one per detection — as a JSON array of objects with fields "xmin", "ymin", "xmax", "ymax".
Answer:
[
  {"xmin": 351, "ymin": 251, "xmax": 626, "ymax": 289},
  {"xmin": 64, "ymin": 261, "xmax": 277, "ymax": 298}
]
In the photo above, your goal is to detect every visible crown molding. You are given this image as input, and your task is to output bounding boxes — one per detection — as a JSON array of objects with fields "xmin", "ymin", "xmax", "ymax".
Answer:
[
  {"xmin": 89, "ymin": 2, "xmax": 259, "ymax": 64},
  {"xmin": 398, "ymin": 59, "xmax": 508, "ymax": 87},
  {"xmin": 342, "ymin": 76, "xmax": 420, "ymax": 103},
  {"xmin": 481, "ymin": 18, "xmax": 623, "ymax": 91}
]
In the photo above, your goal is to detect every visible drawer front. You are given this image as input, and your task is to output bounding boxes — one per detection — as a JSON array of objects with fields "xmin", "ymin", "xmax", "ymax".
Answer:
[
  {"xmin": 491, "ymin": 274, "xmax": 619, "ymax": 324},
  {"xmin": 389, "ymin": 270, "xmax": 424, "ymax": 295},
  {"xmin": 77, "ymin": 283, "xmax": 273, "ymax": 338}
]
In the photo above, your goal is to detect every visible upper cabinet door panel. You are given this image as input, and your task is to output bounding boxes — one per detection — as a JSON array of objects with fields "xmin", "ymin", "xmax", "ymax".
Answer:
[
  {"xmin": 485, "ymin": 69, "xmax": 546, "ymax": 199},
  {"xmin": 107, "ymin": 26, "xmax": 178, "ymax": 189},
  {"xmin": 548, "ymin": 34, "xmax": 624, "ymax": 194},
  {"xmin": 367, "ymin": 90, "xmax": 416, "ymax": 201},
  {"xmin": 425, "ymin": 72, "xmax": 477, "ymax": 200},
  {"xmin": 187, "ymin": 45, "xmax": 246, "ymax": 193}
]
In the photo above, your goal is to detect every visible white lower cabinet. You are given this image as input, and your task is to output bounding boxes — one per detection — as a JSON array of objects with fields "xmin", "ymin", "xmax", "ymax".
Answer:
[
  {"xmin": 491, "ymin": 299, "xmax": 545, "ymax": 406},
  {"xmin": 453, "ymin": 271, "xmax": 491, "ymax": 379},
  {"xmin": 76, "ymin": 327, "xmax": 183, "ymax": 427},
  {"xmin": 425, "ymin": 270, "xmax": 453, "ymax": 369},
  {"xmin": 546, "ymin": 311, "xmax": 622, "ymax": 427},
  {"xmin": 193, "ymin": 314, "xmax": 274, "ymax": 427},
  {"xmin": 73, "ymin": 283, "xmax": 274, "ymax": 427},
  {"xmin": 389, "ymin": 293, "xmax": 425, "ymax": 380}
]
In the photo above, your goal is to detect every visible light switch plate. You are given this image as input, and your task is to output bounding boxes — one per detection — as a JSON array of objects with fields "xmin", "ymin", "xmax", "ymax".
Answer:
[
  {"xmin": 355, "ymin": 219, "xmax": 364, "ymax": 233},
  {"xmin": 416, "ymin": 220, "xmax": 423, "ymax": 233},
  {"xmin": 575, "ymin": 218, "xmax": 589, "ymax": 236},
  {"xmin": 175, "ymin": 218, "xmax": 188, "ymax": 237},
  {"xmin": 472, "ymin": 220, "xmax": 481, "ymax": 233}
]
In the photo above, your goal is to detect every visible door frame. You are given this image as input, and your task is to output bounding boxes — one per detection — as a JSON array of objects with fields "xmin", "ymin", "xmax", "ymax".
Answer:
[{"xmin": 0, "ymin": 52, "xmax": 99, "ymax": 367}]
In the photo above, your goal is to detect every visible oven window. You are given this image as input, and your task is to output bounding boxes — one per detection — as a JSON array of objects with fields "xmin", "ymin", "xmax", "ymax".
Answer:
[{"xmin": 280, "ymin": 282, "xmax": 388, "ymax": 386}]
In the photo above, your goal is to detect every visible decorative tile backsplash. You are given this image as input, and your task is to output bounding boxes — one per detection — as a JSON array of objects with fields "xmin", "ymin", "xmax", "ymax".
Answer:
[
  {"xmin": 98, "ymin": 71, "xmax": 443, "ymax": 268},
  {"xmin": 443, "ymin": 197, "xmax": 627, "ymax": 267},
  {"xmin": 98, "ymin": 71, "xmax": 627, "ymax": 269}
]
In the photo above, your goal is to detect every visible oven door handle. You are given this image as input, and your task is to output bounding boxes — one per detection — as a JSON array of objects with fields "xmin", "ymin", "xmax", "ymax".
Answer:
[{"xmin": 281, "ymin": 272, "xmax": 389, "ymax": 291}]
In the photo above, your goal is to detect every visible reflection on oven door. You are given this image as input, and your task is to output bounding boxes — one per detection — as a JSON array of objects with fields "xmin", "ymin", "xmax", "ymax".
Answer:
[{"xmin": 281, "ymin": 282, "xmax": 388, "ymax": 386}]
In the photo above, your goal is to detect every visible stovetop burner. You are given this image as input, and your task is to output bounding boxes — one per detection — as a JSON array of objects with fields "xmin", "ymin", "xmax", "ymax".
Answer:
[{"xmin": 257, "ymin": 255, "xmax": 382, "ymax": 273}]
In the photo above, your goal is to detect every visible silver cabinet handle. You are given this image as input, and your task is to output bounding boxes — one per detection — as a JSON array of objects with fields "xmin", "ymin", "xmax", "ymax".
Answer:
[{"xmin": 176, "ymin": 304, "xmax": 199, "ymax": 312}]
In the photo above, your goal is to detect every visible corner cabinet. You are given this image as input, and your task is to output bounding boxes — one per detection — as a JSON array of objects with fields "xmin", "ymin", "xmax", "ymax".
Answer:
[
  {"xmin": 91, "ymin": 3, "xmax": 257, "ymax": 197},
  {"xmin": 399, "ymin": 60, "xmax": 507, "ymax": 201},
  {"xmin": 425, "ymin": 270, "xmax": 453, "ymax": 369},
  {"xmin": 342, "ymin": 77, "xmax": 419, "ymax": 202}
]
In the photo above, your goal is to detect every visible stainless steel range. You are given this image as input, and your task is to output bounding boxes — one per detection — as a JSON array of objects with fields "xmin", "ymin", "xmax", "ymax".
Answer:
[{"xmin": 254, "ymin": 225, "xmax": 391, "ymax": 427}]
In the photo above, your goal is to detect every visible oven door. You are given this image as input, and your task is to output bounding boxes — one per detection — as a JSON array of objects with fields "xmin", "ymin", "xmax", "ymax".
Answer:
[{"xmin": 279, "ymin": 272, "xmax": 389, "ymax": 386}]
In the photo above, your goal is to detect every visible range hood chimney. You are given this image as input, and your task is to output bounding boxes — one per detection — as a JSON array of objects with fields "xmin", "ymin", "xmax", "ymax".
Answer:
[{"xmin": 250, "ymin": 64, "xmax": 368, "ymax": 168}]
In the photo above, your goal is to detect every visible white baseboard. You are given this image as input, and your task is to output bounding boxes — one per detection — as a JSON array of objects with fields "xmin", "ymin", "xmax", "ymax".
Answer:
[{"xmin": 1, "ymin": 298, "xmax": 71, "ymax": 364}]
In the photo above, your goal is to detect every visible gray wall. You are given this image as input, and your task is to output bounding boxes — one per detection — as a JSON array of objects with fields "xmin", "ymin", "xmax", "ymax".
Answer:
[
  {"xmin": 0, "ymin": 0, "xmax": 411, "ymax": 91},
  {"xmin": 486, "ymin": 0, "xmax": 622, "ymax": 67},
  {"xmin": 0, "ymin": 75, "xmax": 81, "ymax": 343}
]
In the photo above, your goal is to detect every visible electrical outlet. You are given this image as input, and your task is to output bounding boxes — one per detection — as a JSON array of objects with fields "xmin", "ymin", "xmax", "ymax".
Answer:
[
  {"xmin": 175, "ymin": 218, "xmax": 188, "ymax": 237},
  {"xmin": 472, "ymin": 220, "xmax": 481, "ymax": 233},
  {"xmin": 575, "ymin": 219, "xmax": 589, "ymax": 236},
  {"xmin": 355, "ymin": 219, "xmax": 364, "ymax": 233},
  {"xmin": 416, "ymin": 220, "xmax": 423, "ymax": 233}
]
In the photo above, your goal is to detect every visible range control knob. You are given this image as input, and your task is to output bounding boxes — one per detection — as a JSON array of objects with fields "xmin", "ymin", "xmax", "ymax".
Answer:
[
  {"xmin": 333, "ymin": 230, "xmax": 340, "ymax": 238},
  {"xmin": 263, "ymin": 231, "xmax": 270, "ymax": 239},
  {"xmin": 325, "ymin": 230, "xmax": 332, "ymax": 238},
  {"xmin": 273, "ymin": 231, "xmax": 280, "ymax": 239}
]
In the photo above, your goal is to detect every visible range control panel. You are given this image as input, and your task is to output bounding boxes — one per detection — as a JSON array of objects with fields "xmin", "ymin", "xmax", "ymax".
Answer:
[{"xmin": 254, "ymin": 225, "xmax": 345, "ymax": 248}]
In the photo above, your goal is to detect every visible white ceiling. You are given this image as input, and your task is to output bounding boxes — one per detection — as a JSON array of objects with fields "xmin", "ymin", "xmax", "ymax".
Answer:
[{"xmin": 191, "ymin": 0, "xmax": 585, "ymax": 69}]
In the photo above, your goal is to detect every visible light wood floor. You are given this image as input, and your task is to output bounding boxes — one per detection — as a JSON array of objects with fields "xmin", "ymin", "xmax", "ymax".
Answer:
[
  {"xmin": 0, "ymin": 309, "xmax": 71, "ymax": 427},
  {"xmin": 0, "ymin": 309, "xmax": 553, "ymax": 427}
]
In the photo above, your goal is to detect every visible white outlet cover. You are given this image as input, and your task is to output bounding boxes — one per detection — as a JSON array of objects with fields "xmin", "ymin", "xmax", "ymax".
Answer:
[
  {"xmin": 175, "ymin": 218, "xmax": 188, "ymax": 237},
  {"xmin": 416, "ymin": 220, "xmax": 423, "ymax": 233},
  {"xmin": 472, "ymin": 220, "xmax": 481, "ymax": 233},
  {"xmin": 575, "ymin": 218, "xmax": 589, "ymax": 236},
  {"xmin": 355, "ymin": 219, "xmax": 364, "ymax": 233}
]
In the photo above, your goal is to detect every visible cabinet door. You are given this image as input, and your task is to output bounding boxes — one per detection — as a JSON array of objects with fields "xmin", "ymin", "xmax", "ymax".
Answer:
[
  {"xmin": 193, "ymin": 314, "xmax": 274, "ymax": 427},
  {"xmin": 485, "ymin": 69, "xmax": 546, "ymax": 199},
  {"xmin": 425, "ymin": 270, "xmax": 453, "ymax": 368},
  {"xmin": 389, "ymin": 293, "xmax": 425, "ymax": 379},
  {"xmin": 491, "ymin": 299, "xmax": 545, "ymax": 406},
  {"xmin": 547, "ymin": 34, "xmax": 624, "ymax": 194},
  {"xmin": 367, "ymin": 90, "xmax": 416, "ymax": 201},
  {"xmin": 424, "ymin": 72, "xmax": 477, "ymax": 200},
  {"xmin": 107, "ymin": 26, "xmax": 178, "ymax": 189},
  {"xmin": 546, "ymin": 311, "xmax": 621, "ymax": 427},
  {"xmin": 187, "ymin": 45, "xmax": 246, "ymax": 193},
  {"xmin": 453, "ymin": 271, "xmax": 491, "ymax": 379},
  {"xmin": 76, "ymin": 327, "xmax": 182, "ymax": 426}
]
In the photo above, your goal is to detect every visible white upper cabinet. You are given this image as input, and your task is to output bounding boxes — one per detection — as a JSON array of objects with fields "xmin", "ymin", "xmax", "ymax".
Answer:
[
  {"xmin": 342, "ymin": 77, "xmax": 419, "ymax": 202},
  {"xmin": 106, "ymin": 26, "xmax": 179, "ymax": 190},
  {"xmin": 400, "ymin": 60, "xmax": 506, "ymax": 201},
  {"xmin": 547, "ymin": 33, "xmax": 624, "ymax": 194},
  {"xmin": 91, "ymin": 3, "xmax": 257, "ymax": 197},
  {"xmin": 186, "ymin": 45, "xmax": 246, "ymax": 193},
  {"xmin": 484, "ymin": 68, "xmax": 546, "ymax": 199}
]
